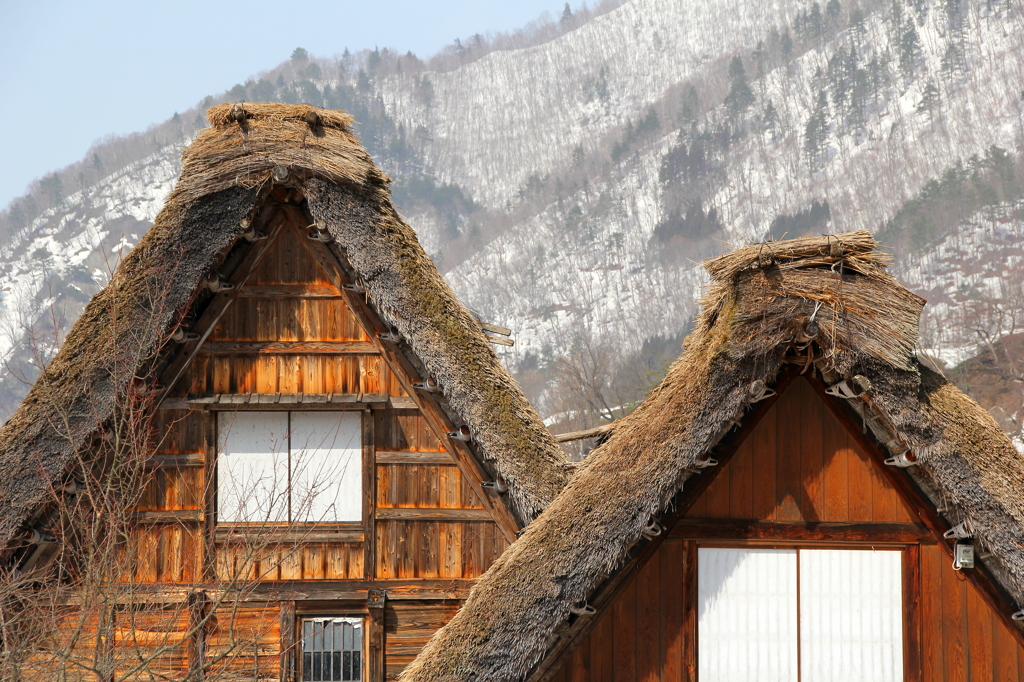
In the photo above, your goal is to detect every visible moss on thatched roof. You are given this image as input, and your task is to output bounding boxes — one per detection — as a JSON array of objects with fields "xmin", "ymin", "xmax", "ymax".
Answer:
[
  {"xmin": 0, "ymin": 103, "xmax": 570, "ymax": 553},
  {"xmin": 400, "ymin": 230, "xmax": 1024, "ymax": 682}
]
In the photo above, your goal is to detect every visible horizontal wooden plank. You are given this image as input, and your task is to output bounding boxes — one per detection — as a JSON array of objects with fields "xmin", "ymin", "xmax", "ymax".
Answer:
[
  {"xmin": 67, "ymin": 580, "xmax": 476, "ymax": 604},
  {"xmin": 214, "ymin": 525, "xmax": 364, "ymax": 544},
  {"xmin": 375, "ymin": 508, "xmax": 493, "ymax": 521},
  {"xmin": 485, "ymin": 335, "xmax": 514, "ymax": 347},
  {"xmin": 199, "ymin": 340, "xmax": 378, "ymax": 354},
  {"xmin": 236, "ymin": 284, "xmax": 342, "ymax": 298},
  {"xmin": 375, "ymin": 451, "xmax": 454, "ymax": 465},
  {"xmin": 132, "ymin": 510, "xmax": 204, "ymax": 524},
  {"xmin": 478, "ymin": 321, "xmax": 511, "ymax": 337},
  {"xmin": 389, "ymin": 396, "xmax": 417, "ymax": 409},
  {"xmin": 167, "ymin": 393, "xmax": 391, "ymax": 410},
  {"xmin": 146, "ymin": 453, "xmax": 205, "ymax": 468},
  {"xmin": 669, "ymin": 519, "xmax": 933, "ymax": 543}
]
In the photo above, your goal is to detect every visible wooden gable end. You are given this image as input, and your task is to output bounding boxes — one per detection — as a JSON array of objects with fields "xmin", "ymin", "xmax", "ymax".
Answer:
[{"xmin": 543, "ymin": 376, "xmax": 1024, "ymax": 682}]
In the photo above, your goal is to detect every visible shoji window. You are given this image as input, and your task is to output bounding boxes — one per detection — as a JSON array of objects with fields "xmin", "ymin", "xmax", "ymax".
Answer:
[
  {"xmin": 698, "ymin": 548, "xmax": 903, "ymax": 682},
  {"xmin": 217, "ymin": 412, "xmax": 362, "ymax": 523},
  {"xmin": 301, "ymin": 617, "xmax": 363, "ymax": 682}
]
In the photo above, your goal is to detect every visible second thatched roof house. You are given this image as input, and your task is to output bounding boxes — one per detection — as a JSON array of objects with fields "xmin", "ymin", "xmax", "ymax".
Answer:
[{"xmin": 402, "ymin": 231, "xmax": 1024, "ymax": 682}]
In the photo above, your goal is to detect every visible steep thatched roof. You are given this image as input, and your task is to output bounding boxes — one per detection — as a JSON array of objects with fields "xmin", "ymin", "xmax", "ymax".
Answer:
[
  {"xmin": 0, "ymin": 103, "xmax": 571, "ymax": 553},
  {"xmin": 401, "ymin": 230, "xmax": 1024, "ymax": 682}
]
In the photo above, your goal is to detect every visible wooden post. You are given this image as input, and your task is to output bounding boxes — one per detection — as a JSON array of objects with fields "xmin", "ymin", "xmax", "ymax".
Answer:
[
  {"xmin": 187, "ymin": 590, "xmax": 210, "ymax": 679},
  {"xmin": 280, "ymin": 601, "xmax": 297, "ymax": 682},
  {"xmin": 903, "ymin": 545, "xmax": 923, "ymax": 682},
  {"xmin": 368, "ymin": 589, "xmax": 386, "ymax": 682},
  {"xmin": 681, "ymin": 540, "xmax": 698, "ymax": 682},
  {"xmin": 363, "ymin": 410, "xmax": 377, "ymax": 581}
]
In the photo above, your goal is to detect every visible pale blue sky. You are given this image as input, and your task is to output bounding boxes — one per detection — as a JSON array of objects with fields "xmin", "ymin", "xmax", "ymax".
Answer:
[{"xmin": 0, "ymin": 1, "xmax": 567, "ymax": 209}]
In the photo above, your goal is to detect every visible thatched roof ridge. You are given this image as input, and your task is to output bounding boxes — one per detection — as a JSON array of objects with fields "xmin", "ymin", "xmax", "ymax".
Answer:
[
  {"xmin": 0, "ymin": 103, "xmax": 570, "ymax": 551},
  {"xmin": 400, "ymin": 230, "xmax": 1024, "ymax": 682}
]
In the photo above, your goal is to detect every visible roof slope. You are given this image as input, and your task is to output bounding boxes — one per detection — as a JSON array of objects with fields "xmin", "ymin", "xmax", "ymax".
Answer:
[
  {"xmin": 400, "ymin": 230, "xmax": 1024, "ymax": 682},
  {"xmin": 0, "ymin": 103, "xmax": 570, "ymax": 551}
]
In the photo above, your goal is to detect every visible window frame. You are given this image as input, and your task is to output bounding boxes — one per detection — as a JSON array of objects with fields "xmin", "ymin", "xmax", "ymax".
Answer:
[
  {"xmin": 297, "ymin": 614, "xmax": 366, "ymax": 682},
  {"xmin": 213, "ymin": 409, "xmax": 369, "ymax": 538},
  {"xmin": 693, "ymin": 541, "xmax": 920, "ymax": 682}
]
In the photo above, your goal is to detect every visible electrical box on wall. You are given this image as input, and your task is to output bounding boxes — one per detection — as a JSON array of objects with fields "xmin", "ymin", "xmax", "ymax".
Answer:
[{"xmin": 954, "ymin": 543, "xmax": 975, "ymax": 570}]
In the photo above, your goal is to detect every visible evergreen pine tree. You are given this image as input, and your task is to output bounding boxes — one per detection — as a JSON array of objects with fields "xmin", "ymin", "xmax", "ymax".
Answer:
[
  {"xmin": 781, "ymin": 30, "xmax": 793, "ymax": 60},
  {"xmin": 916, "ymin": 80, "xmax": 940, "ymax": 120},
  {"xmin": 899, "ymin": 25, "xmax": 922, "ymax": 80},
  {"xmin": 291, "ymin": 47, "xmax": 308, "ymax": 62},
  {"xmin": 725, "ymin": 56, "xmax": 754, "ymax": 115},
  {"xmin": 804, "ymin": 92, "xmax": 830, "ymax": 166},
  {"xmin": 561, "ymin": 3, "xmax": 573, "ymax": 23}
]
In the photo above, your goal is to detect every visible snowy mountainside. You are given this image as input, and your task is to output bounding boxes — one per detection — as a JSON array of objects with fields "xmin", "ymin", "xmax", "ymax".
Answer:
[
  {"xmin": 381, "ymin": 0, "xmax": 808, "ymax": 208},
  {"xmin": 0, "ymin": 147, "xmax": 181, "ymax": 415}
]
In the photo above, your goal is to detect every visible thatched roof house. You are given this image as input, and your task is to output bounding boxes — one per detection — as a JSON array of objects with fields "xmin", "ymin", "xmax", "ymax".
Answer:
[
  {"xmin": 401, "ymin": 231, "xmax": 1024, "ymax": 682},
  {"xmin": 0, "ymin": 103, "xmax": 571, "ymax": 562}
]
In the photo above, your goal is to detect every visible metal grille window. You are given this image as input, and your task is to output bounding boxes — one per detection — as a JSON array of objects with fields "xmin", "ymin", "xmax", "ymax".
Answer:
[{"xmin": 301, "ymin": 618, "xmax": 363, "ymax": 682}]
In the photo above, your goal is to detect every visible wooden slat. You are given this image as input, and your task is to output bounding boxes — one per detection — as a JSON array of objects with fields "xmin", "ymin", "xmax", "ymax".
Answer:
[
  {"xmin": 375, "ymin": 451, "xmax": 453, "ymax": 465},
  {"xmin": 237, "ymin": 284, "xmax": 341, "ymax": 298},
  {"xmin": 668, "ymin": 519, "xmax": 931, "ymax": 543},
  {"xmin": 368, "ymin": 590, "xmax": 386, "ymax": 682},
  {"xmin": 659, "ymin": 539, "xmax": 684, "ymax": 682},
  {"xmin": 186, "ymin": 393, "xmax": 390, "ymax": 409},
  {"xmin": 681, "ymin": 540, "xmax": 697, "ymax": 682},
  {"xmin": 200, "ymin": 340, "xmax": 378, "ymax": 354},
  {"xmin": 375, "ymin": 508, "xmax": 493, "ymax": 522},
  {"xmin": 635, "ymin": 548, "xmax": 659, "ymax": 682}
]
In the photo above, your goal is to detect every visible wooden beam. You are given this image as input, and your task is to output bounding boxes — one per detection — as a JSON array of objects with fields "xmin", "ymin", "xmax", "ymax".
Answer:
[
  {"xmin": 237, "ymin": 284, "xmax": 341, "ymax": 298},
  {"xmin": 280, "ymin": 600, "xmax": 297, "ymax": 682},
  {"xmin": 552, "ymin": 423, "xmax": 616, "ymax": 443},
  {"xmin": 367, "ymin": 590, "xmax": 386, "ymax": 682},
  {"xmin": 198, "ymin": 340, "xmax": 378, "ymax": 354},
  {"xmin": 63, "ymin": 579, "xmax": 476, "ymax": 605},
  {"xmin": 669, "ymin": 519, "xmax": 933, "ymax": 543},
  {"xmin": 375, "ymin": 451, "xmax": 454, "ymax": 465},
  {"xmin": 187, "ymin": 591, "xmax": 210, "ymax": 680},
  {"xmin": 806, "ymin": 374, "xmax": 1024, "ymax": 649},
  {"xmin": 904, "ymin": 544, "xmax": 923, "ymax": 682},
  {"xmin": 213, "ymin": 525, "xmax": 364, "ymax": 544},
  {"xmin": 682, "ymin": 540, "xmax": 697, "ymax": 682},
  {"xmin": 527, "ymin": 368, "xmax": 798, "ymax": 682},
  {"xmin": 146, "ymin": 453, "xmax": 204, "ymax": 468},
  {"xmin": 171, "ymin": 393, "xmax": 390, "ymax": 410},
  {"xmin": 158, "ymin": 206, "xmax": 285, "ymax": 397},
  {"xmin": 132, "ymin": 510, "xmax": 204, "ymax": 524},
  {"xmin": 284, "ymin": 205, "xmax": 522, "ymax": 542},
  {"xmin": 363, "ymin": 410, "xmax": 377, "ymax": 581},
  {"xmin": 375, "ymin": 508, "xmax": 493, "ymax": 522}
]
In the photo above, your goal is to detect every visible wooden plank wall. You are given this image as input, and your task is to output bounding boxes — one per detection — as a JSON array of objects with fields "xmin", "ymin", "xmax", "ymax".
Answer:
[
  {"xmin": 384, "ymin": 601, "xmax": 463, "ymax": 681},
  {"xmin": 685, "ymin": 377, "xmax": 917, "ymax": 524},
  {"xmin": 920, "ymin": 544, "xmax": 1024, "ymax": 681},
  {"xmin": 549, "ymin": 539, "xmax": 693, "ymax": 682}
]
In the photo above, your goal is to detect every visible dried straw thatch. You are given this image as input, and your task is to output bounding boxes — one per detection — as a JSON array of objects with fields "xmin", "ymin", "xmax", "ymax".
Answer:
[
  {"xmin": 400, "ymin": 230, "xmax": 1024, "ymax": 682},
  {"xmin": 0, "ymin": 103, "xmax": 571, "ymax": 553}
]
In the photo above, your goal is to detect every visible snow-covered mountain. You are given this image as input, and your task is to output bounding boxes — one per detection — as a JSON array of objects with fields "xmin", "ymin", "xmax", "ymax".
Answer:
[{"xmin": 1, "ymin": 0, "xmax": 1023, "ymax": 423}]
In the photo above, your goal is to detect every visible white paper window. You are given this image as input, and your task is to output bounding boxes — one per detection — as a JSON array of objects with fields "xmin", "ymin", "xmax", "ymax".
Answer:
[
  {"xmin": 217, "ymin": 412, "xmax": 362, "ymax": 524},
  {"xmin": 302, "ymin": 617, "xmax": 363, "ymax": 682},
  {"xmin": 698, "ymin": 548, "xmax": 903, "ymax": 682},
  {"xmin": 698, "ymin": 548, "xmax": 799, "ymax": 682}
]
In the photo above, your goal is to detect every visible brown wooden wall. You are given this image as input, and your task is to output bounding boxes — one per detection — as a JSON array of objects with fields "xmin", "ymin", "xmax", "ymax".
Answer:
[{"xmin": 550, "ymin": 377, "xmax": 1024, "ymax": 682}]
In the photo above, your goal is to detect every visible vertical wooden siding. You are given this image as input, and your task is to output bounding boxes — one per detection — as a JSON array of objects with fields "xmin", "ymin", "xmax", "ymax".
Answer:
[{"xmin": 686, "ymin": 376, "xmax": 917, "ymax": 524}]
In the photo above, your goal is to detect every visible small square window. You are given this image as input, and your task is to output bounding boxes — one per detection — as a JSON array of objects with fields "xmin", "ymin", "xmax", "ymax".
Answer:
[{"xmin": 301, "ymin": 617, "xmax": 363, "ymax": 682}]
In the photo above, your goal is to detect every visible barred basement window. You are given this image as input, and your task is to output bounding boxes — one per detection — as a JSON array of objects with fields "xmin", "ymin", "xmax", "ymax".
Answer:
[{"xmin": 302, "ymin": 617, "xmax": 363, "ymax": 682}]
